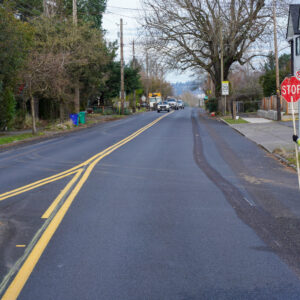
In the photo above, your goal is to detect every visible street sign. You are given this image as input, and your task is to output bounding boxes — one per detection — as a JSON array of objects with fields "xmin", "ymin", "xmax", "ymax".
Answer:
[
  {"xmin": 281, "ymin": 76, "xmax": 300, "ymax": 102},
  {"xmin": 281, "ymin": 76, "xmax": 300, "ymax": 189},
  {"xmin": 222, "ymin": 81, "xmax": 229, "ymax": 96}
]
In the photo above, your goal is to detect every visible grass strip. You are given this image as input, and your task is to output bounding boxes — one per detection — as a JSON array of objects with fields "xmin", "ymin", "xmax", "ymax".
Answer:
[
  {"xmin": 0, "ymin": 132, "xmax": 44, "ymax": 145},
  {"xmin": 222, "ymin": 117, "xmax": 248, "ymax": 124}
]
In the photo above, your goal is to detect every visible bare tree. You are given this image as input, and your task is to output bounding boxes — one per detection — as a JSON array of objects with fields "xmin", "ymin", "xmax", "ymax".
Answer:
[
  {"xmin": 181, "ymin": 91, "xmax": 199, "ymax": 107},
  {"xmin": 142, "ymin": 0, "xmax": 274, "ymax": 108},
  {"xmin": 22, "ymin": 50, "xmax": 72, "ymax": 134}
]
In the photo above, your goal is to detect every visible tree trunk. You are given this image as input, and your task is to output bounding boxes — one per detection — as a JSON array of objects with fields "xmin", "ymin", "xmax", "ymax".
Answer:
[
  {"xmin": 60, "ymin": 101, "xmax": 65, "ymax": 123},
  {"xmin": 133, "ymin": 90, "xmax": 136, "ymax": 113},
  {"xmin": 212, "ymin": 63, "xmax": 230, "ymax": 113},
  {"xmin": 21, "ymin": 98, "xmax": 27, "ymax": 126},
  {"xmin": 34, "ymin": 97, "xmax": 39, "ymax": 120},
  {"xmin": 74, "ymin": 80, "xmax": 80, "ymax": 113},
  {"xmin": 232, "ymin": 100, "xmax": 237, "ymax": 120},
  {"xmin": 30, "ymin": 94, "xmax": 37, "ymax": 135}
]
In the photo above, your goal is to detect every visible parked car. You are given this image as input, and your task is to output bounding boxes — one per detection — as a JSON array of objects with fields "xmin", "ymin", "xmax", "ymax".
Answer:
[
  {"xmin": 167, "ymin": 98, "xmax": 179, "ymax": 110},
  {"xmin": 177, "ymin": 100, "xmax": 184, "ymax": 109},
  {"xmin": 157, "ymin": 101, "xmax": 170, "ymax": 113}
]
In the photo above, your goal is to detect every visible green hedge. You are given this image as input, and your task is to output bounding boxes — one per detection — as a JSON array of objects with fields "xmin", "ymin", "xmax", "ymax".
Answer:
[{"xmin": 205, "ymin": 98, "xmax": 218, "ymax": 112}]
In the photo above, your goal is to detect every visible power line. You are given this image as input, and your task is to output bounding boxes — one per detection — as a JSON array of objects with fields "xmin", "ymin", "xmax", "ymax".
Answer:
[
  {"xmin": 105, "ymin": 10, "xmax": 140, "ymax": 20},
  {"xmin": 106, "ymin": 5, "xmax": 143, "ymax": 11}
]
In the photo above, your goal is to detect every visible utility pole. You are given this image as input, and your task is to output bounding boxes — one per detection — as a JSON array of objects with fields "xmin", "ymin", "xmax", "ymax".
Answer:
[
  {"xmin": 132, "ymin": 40, "xmax": 136, "ymax": 113},
  {"xmin": 120, "ymin": 18, "xmax": 125, "ymax": 115},
  {"xmin": 73, "ymin": 0, "xmax": 77, "ymax": 25},
  {"xmin": 73, "ymin": 0, "xmax": 80, "ymax": 114},
  {"xmin": 146, "ymin": 50, "xmax": 149, "ymax": 109},
  {"xmin": 220, "ymin": 24, "xmax": 224, "ymax": 115},
  {"xmin": 273, "ymin": 0, "xmax": 281, "ymax": 121},
  {"xmin": 43, "ymin": 0, "xmax": 49, "ymax": 17}
]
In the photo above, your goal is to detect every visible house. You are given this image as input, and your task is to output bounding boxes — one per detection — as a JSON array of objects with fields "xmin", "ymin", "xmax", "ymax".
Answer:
[{"xmin": 287, "ymin": 4, "xmax": 300, "ymax": 75}]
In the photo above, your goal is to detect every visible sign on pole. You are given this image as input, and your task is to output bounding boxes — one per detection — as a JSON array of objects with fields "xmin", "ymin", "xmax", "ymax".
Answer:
[
  {"xmin": 281, "ymin": 77, "xmax": 300, "ymax": 102},
  {"xmin": 281, "ymin": 76, "xmax": 300, "ymax": 189},
  {"xmin": 222, "ymin": 81, "xmax": 229, "ymax": 96}
]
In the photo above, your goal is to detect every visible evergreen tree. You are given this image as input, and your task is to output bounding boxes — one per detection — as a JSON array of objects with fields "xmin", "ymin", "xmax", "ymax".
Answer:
[{"xmin": 260, "ymin": 53, "xmax": 291, "ymax": 97}]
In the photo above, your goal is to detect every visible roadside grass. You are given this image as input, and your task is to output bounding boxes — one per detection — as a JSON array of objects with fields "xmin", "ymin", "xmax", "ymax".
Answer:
[
  {"xmin": 273, "ymin": 147, "xmax": 299, "ymax": 166},
  {"xmin": 0, "ymin": 111, "xmax": 144, "ymax": 146},
  {"xmin": 222, "ymin": 116, "xmax": 248, "ymax": 124},
  {"xmin": 44, "ymin": 120, "xmax": 74, "ymax": 131},
  {"xmin": 0, "ymin": 132, "xmax": 45, "ymax": 145},
  {"xmin": 86, "ymin": 114, "xmax": 126, "ymax": 125},
  {"xmin": 280, "ymin": 117, "xmax": 299, "ymax": 122}
]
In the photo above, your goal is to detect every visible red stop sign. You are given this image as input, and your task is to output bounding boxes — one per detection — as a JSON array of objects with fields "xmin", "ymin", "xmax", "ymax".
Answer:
[{"xmin": 281, "ymin": 76, "xmax": 300, "ymax": 102}]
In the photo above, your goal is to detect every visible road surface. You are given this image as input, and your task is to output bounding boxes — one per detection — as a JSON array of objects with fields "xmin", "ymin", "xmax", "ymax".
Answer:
[{"xmin": 1, "ymin": 108, "xmax": 300, "ymax": 299}]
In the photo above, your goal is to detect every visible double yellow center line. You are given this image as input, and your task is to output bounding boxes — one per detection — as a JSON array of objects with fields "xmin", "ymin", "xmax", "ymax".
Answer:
[{"xmin": 1, "ymin": 111, "xmax": 172, "ymax": 300}]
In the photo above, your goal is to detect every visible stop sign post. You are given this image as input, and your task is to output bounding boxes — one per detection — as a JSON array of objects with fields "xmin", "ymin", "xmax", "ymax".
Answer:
[{"xmin": 281, "ymin": 76, "xmax": 300, "ymax": 189}]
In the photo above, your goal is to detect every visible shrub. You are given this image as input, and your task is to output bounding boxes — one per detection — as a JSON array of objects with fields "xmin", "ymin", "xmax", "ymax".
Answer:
[
  {"xmin": 205, "ymin": 97, "xmax": 218, "ymax": 112},
  {"xmin": 244, "ymin": 101, "xmax": 260, "ymax": 113},
  {"xmin": 0, "ymin": 85, "xmax": 16, "ymax": 130}
]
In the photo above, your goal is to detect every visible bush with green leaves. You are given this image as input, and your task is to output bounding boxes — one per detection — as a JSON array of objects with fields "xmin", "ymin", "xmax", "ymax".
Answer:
[
  {"xmin": 0, "ymin": 84, "xmax": 16, "ymax": 130},
  {"xmin": 205, "ymin": 98, "xmax": 218, "ymax": 112}
]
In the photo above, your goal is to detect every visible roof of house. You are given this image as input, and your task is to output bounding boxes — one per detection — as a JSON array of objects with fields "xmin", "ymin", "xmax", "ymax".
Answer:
[{"xmin": 287, "ymin": 4, "xmax": 300, "ymax": 38}]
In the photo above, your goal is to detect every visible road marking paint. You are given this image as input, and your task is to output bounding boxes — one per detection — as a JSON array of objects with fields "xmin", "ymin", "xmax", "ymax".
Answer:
[
  {"xmin": 15, "ymin": 245, "xmax": 26, "ymax": 248},
  {"xmin": 1, "ymin": 111, "xmax": 172, "ymax": 300},
  {"xmin": 243, "ymin": 197, "xmax": 255, "ymax": 207},
  {"xmin": 41, "ymin": 169, "xmax": 83, "ymax": 219},
  {"xmin": 0, "ymin": 112, "xmax": 172, "ymax": 202},
  {"xmin": 0, "ymin": 170, "xmax": 79, "ymax": 202}
]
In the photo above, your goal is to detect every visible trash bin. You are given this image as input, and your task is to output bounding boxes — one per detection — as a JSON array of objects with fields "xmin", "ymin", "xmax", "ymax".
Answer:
[
  {"xmin": 69, "ymin": 113, "xmax": 79, "ymax": 126},
  {"xmin": 79, "ymin": 111, "xmax": 86, "ymax": 124}
]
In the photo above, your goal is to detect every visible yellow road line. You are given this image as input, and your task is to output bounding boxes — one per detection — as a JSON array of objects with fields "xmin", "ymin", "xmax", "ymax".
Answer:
[
  {"xmin": 15, "ymin": 246, "xmax": 26, "ymax": 248},
  {"xmin": 0, "ymin": 112, "xmax": 171, "ymax": 202},
  {"xmin": 1, "ymin": 111, "xmax": 171, "ymax": 300},
  {"xmin": 0, "ymin": 170, "xmax": 79, "ymax": 202},
  {"xmin": 41, "ymin": 169, "xmax": 83, "ymax": 219}
]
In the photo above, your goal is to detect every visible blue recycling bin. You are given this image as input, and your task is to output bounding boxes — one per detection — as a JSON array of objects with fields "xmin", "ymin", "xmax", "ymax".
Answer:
[{"xmin": 70, "ymin": 113, "xmax": 79, "ymax": 126}]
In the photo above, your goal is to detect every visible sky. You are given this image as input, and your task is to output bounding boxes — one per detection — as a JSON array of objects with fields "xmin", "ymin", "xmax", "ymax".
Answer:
[
  {"xmin": 102, "ymin": 0, "xmax": 296, "ymax": 84},
  {"xmin": 102, "ymin": 0, "xmax": 194, "ymax": 83}
]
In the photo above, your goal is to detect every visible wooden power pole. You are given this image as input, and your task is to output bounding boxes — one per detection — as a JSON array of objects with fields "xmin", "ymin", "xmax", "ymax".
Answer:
[
  {"xmin": 273, "ymin": 0, "xmax": 281, "ymax": 121},
  {"xmin": 220, "ymin": 23, "xmax": 224, "ymax": 115},
  {"xmin": 146, "ymin": 50, "xmax": 149, "ymax": 108},
  {"xmin": 120, "ymin": 18, "xmax": 125, "ymax": 115},
  {"xmin": 73, "ymin": 0, "xmax": 80, "ymax": 114},
  {"xmin": 73, "ymin": 0, "xmax": 77, "ymax": 25},
  {"xmin": 132, "ymin": 40, "xmax": 136, "ymax": 113},
  {"xmin": 43, "ymin": 0, "xmax": 49, "ymax": 17}
]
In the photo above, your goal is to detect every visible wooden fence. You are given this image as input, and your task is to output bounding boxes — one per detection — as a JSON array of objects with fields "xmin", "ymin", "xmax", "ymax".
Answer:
[{"xmin": 261, "ymin": 95, "xmax": 297, "ymax": 114}]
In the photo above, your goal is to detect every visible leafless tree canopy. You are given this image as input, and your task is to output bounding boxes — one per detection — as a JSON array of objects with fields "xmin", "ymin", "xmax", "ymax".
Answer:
[{"xmin": 142, "ymin": 0, "xmax": 273, "ymax": 95}]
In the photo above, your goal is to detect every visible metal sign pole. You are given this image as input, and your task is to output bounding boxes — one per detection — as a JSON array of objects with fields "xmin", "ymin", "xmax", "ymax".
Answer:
[{"xmin": 291, "ymin": 97, "xmax": 300, "ymax": 189}]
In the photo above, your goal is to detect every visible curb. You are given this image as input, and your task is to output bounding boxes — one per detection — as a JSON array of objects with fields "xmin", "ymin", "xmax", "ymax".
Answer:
[{"xmin": 220, "ymin": 117, "xmax": 297, "ymax": 170}]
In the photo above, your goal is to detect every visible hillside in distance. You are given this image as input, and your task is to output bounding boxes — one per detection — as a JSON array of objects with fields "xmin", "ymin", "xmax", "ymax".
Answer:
[{"xmin": 172, "ymin": 81, "xmax": 202, "ymax": 97}]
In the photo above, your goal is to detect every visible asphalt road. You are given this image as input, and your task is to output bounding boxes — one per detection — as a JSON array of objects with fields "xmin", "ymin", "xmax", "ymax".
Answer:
[{"xmin": 1, "ymin": 108, "xmax": 300, "ymax": 299}]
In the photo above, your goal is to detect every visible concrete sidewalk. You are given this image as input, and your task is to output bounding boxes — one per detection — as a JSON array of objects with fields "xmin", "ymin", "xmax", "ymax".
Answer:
[{"xmin": 225, "ymin": 117, "xmax": 296, "ymax": 153}]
